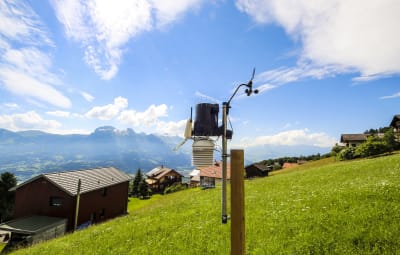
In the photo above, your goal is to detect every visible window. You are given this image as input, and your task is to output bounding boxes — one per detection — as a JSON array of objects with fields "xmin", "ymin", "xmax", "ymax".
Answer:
[
  {"xmin": 102, "ymin": 187, "xmax": 108, "ymax": 197},
  {"xmin": 49, "ymin": 197, "xmax": 63, "ymax": 207},
  {"xmin": 99, "ymin": 208, "xmax": 105, "ymax": 219}
]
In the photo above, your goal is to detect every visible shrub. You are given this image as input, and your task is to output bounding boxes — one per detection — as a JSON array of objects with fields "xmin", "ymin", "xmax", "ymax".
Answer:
[
  {"xmin": 164, "ymin": 183, "xmax": 187, "ymax": 195},
  {"xmin": 355, "ymin": 139, "xmax": 388, "ymax": 158},
  {"xmin": 331, "ymin": 144, "xmax": 345, "ymax": 156},
  {"xmin": 337, "ymin": 147, "xmax": 356, "ymax": 160}
]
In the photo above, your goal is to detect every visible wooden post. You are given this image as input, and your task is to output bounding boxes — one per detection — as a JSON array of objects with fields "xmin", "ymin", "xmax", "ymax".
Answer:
[
  {"xmin": 74, "ymin": 179, "xmax": 81, "ymax": 231},
  {"xmin": 231, "ymin": 149, "xmax": 245, "ymax": 255}
]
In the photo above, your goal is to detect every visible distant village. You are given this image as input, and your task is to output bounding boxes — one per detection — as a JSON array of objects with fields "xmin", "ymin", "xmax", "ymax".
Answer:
[{"xmin": 1, "ymin": 114, "xmax": 399, "ymax": 250}]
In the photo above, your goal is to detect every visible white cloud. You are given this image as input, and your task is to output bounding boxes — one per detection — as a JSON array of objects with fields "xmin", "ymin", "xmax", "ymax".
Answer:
[
  {"xmin": 118, "ymin": 104, "xmax": 168, "ymax": 126},
  {"xmin": 51, "ymin": 0, "xmax": 209, "ymax": 79},
  {"xmin": 0, "ymin": 111, "xmax": 61, "ymax": 131},
  {"xmin": 0, "ymin": 1, "xmax": 71, "ymax": 108},
  {"xmin": 239, "ymin": 129, "xmax": 337, "ymax": 148},
  {"xmin": 0, "ymin": 68, "xmax": 71, "ymax": 109},
  {"xmin": 156, "ymin": 119, "xmax": 187, "ymax": 136},
  {"xmin": 46, "ymin": 111, "xmax": 71, "ymax": 118},
  {"xmin": 237, "ymin": 0, "xmax": 400, "ymax": 80},
  {"xmin": 151, "ymin": 0, "xmax": 205, "ymax": 28},
  {"xmin": 85, "ymin": 96, "xmax": 128, "ymax": 120},
  {"xmin": 80, "ymin": 91, "xmax": 95, "ymax": 102},
  {"xmin": 380, "ymin": 92, "xmax": 400, "ymax": 100}
]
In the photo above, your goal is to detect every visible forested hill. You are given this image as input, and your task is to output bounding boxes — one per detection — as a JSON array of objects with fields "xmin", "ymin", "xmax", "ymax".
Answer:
[{"xmin": 0, "ymin": 126, "xmax": 191, "ymax": 181}]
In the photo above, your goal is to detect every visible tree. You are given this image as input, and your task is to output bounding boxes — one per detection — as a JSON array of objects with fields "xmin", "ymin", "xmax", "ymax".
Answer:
[
  {"xmin": 138, "ymin": 178, "xmax": 150, "ymax": 199},
  {"xmin": 383, "ymin": 128, "xmax": 397, "ymax": 151},
  {"xmin": 0, "ymin": 172, "xmax": 17, "ymax": 222},
  {"xmin": 131, "ymin": 169, "xmax": 142, "ymax": 197}
]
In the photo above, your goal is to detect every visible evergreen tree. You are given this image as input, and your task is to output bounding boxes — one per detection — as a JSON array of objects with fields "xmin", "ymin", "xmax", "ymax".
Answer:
[
  {"xmin": 138, "ymin": 178, "xmax": 150, "ymax": 199},
  {"xmin": 0, "ymin": 172, "xmax": 17, "ymax": 222},
  {"xmin": 131, "ymin": 169, "xmax": 142, "ymax": 197}
]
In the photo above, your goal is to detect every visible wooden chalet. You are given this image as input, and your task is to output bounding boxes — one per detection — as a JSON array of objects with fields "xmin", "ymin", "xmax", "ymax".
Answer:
[
  {"xmin": 245, "ymin": 163, "xmax": 272, "ymax": 178},
  {"xmin": 10, "ymin": 167, "xmax": 131, "ymax": 232},
  {"xmin": 188, "ymin": 169, "xmax": 200, "ymax": 187},
  {"xmin": 145, "ymin": 166, "xmax": 183, "ymax": 192},
  {"xmin": 340, "ymin": 134, "xmax": 368, "ymax": 147}
]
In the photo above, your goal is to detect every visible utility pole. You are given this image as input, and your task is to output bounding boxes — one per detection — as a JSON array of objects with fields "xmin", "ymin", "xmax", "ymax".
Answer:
[{"xmin": 74, "ymin": 179, "xmax": 81, "ymax": 231}]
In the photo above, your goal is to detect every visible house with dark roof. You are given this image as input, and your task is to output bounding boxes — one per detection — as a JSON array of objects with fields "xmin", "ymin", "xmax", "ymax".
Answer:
[
  {"xmin": 245, "ymin": 163, "xmax": 272, "ymax": 178},
  {"xmin": 145, "ymin": 166, "xmax": 183, "ymax": 193},
  {"xmin": 199, "ymin": 162, "xmax": 231, "ymax": 188},
  {"xmin": 11, "ymin": 167, "xmax": 131, "ymax": 232},
  {"xmin": 340, "ymin": 134, "xmax": 368, "ymax": 147}
]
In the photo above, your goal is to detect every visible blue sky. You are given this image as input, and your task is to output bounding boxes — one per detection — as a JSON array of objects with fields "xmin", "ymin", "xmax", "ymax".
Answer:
[{"xmin": 0, "ymin": 0, "xmax": 400, "ymax": 152}]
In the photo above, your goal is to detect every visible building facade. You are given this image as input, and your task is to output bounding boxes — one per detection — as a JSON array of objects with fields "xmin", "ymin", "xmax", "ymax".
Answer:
[{"xmin": 12, "ymin": 167, "xmax": 131, "ymax": 231}]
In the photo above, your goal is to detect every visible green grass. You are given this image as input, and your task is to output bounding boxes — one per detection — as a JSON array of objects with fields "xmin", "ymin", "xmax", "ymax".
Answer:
[
  {"xmin": 9, "ymin": 154, "xmax": 400, "ymax": 254},
  {"xmin": 0, "ymin": 242, "xmax": 5, "ymax": 252}
]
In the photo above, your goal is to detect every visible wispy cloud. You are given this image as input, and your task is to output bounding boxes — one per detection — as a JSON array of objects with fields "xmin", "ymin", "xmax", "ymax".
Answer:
[
  {"xmin": 195, "ymin": 91, "xmax": 221, "ymax": 104},
  {"xmin": 380, "ymin": 92, "xmax": 400, "ymax": 100},
  {"xmin": 3, "ymin": 103, "xmax": 19, "ymax": 109},
  {"xmin": 80, "ymin": 91, "xmax": 95, "ymax": 102},
  {"xmin": 0, "ymin": 0, "xmax": 71, "ymax": 108},
  {"xmin": 0, "ymin": 0, "xmax": 53, "ymax": 46},
  {"xmin": 237, "ymin": 0, "xmax": 400, "ymax": 84},
  {"xmin": 46, "ymin": 111, "xmax": 71, "ymax": 118},
  {"xmin": 51, "ymin": 0, "xmax": 209, "ymax": 80},
  {"xmin": 238, "ymin": 129, "xmax": 337, "ymax": 148},
  {"xmin": 85, "ymin": 97, "xmax": 128, "ymax": 120}
]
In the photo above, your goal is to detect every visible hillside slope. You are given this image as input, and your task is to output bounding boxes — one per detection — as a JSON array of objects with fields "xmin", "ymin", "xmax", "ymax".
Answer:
[{"xmin": 9, "ymin": 154, "xmax": 400, "ymax": 254}]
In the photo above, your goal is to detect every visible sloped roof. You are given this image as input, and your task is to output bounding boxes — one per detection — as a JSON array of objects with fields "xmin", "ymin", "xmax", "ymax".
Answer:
[
  {"xmin": 189, "ymin": 169, "xmax": 200, "ymax": 182},
  {"xmin": 340, "ymin": 134, "xmax": 368, "ymax": 143},
  {"xmin": 0, "ymin": 215, "xmax": 67, "ymax": 235},
  {"xmin": 13, "ymin": 167, "xmax": 131, "ymax": 196},
  {"xmin": 146, "ymin": 166, "xmax": 183, "ymax": 180},
  {"xmin": 199, "ymin": 162, "xmax": 231, "ymax": 179},
  {"xmin": 390, "ymin": 114, "xmax": 400, "ymax": 127},
  {"xmin": 246, "ymin": 163, "xmax": 270, "ymax": 172}
]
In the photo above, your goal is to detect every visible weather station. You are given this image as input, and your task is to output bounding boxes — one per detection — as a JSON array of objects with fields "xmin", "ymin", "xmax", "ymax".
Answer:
[{"xmin": 175, "ymin": 69, "xmax": 258, "ymax": 255}]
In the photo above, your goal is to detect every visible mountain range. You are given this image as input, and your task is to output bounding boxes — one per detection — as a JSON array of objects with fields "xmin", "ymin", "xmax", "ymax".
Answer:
[
  {"xmin": 0, "ymin": 126, "xmax": 191, "ymax": 181},
  {"xmin": 0, "ymin": 126, "xmax": 331, "ymax": 182}
]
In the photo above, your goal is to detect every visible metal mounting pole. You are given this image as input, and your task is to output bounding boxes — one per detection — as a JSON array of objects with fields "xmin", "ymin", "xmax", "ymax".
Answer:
[{"xmin": 221, "ymin": 102, "xmax": 228, "ymax": 224}]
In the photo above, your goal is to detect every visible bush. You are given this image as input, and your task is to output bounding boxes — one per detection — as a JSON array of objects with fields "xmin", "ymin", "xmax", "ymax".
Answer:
[
  {"xmin": 355, "ymin": 139, "xmax": 388, "ymax": 158},
  {"xmin": 331, "ymin": 144, "xmax": 345, "ymax": 156},
  {"xmin": 164, "ymin": 183, "xmax": 187, "ymax": 195},
  {"xmin": 337, "ymin": 147, "xmax": 356, "ymax": 161}
]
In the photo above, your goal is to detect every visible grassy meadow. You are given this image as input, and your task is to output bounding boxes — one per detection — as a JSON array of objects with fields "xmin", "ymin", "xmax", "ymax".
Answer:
[{"xmin": 8, "ymin": 154, "xmax": 400, "ymax": 254}]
